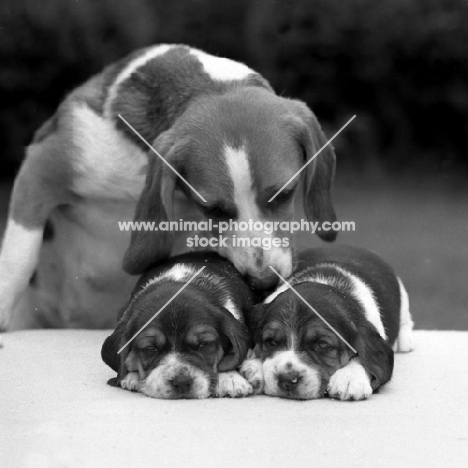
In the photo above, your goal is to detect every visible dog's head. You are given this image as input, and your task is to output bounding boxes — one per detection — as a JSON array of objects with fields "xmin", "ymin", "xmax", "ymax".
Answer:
[
  {"xmin": 123, "ymin": 88, "xmax": 337, "ymax": 289},
  {"xmin": 101, "ymin": 282, "xmax": 250, "ymax": 399},
  {"xmin": 248, "ymin": 283, "xmax": 393, "ymax": 399}
]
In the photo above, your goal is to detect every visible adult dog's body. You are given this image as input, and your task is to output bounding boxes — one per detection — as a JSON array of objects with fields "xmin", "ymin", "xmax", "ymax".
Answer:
[{"xmin": 0, "ymin": 44, "xmax": 337, "ymax": 331}]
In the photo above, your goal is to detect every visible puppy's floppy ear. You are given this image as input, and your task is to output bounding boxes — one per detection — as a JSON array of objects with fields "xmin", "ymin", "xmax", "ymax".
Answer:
[
  {"xmin": 356, "ymin": 322, "xmax": 394, "ymax": 391},
  {"xmin": 101, "ymin": 304, "xmax": 144, "ymax": 386},
  {"xmin": 101, "ymin": 311, "xmax": 128, "ymax": 373},
  {"xmin": 218, "ymin": 309, "xmax": 251, "ymax": 372},
  {"xmin": 123, "ymin": 130, "xmax": 181, "ymax": 275},
  {"xmin": 287, "ymin": 100, "xmax": 337, "ymax": 241}
]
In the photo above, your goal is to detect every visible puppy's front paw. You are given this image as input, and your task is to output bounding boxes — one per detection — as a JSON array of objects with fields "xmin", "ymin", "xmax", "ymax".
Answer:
[
  {"xmin": 120, "ymin": 371, "xmax": 141, "ymax": 392},
  {"xmin": 239, "ymin": 358, "xmax": 264, "ymax": 394},
  {"xmin": 215, "ymin": 371, "xmax": 253, "ymax": 398},
  {"xmin": 327, "ymin": 361, "xmax": 372, "ymax": 401}
]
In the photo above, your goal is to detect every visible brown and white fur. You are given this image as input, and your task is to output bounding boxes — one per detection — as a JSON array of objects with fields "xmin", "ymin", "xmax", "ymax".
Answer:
[
  {"xmin": 0, "ymin": 44, "xmax": 337, "ymax": 331},
  {"xmin": 102, "ymin": 252, "xmax": 258, "ymax": 399},
  {"xmin": 241, "ymin": 245, "xmax": 414, "ymax": 400}
]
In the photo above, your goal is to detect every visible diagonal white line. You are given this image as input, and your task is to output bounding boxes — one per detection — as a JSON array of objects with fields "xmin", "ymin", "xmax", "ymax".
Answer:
[
  {"xmin": 117, "ymin": 266, "xmax": 206, "ymax": 354},
  {"xmin": 118, "ymin": 114, "xmax": 207, "ymax": 203},
  {"xmin": 268, "ymin": 266, "xmax": 358, "ymax": 354},
  {"xmin": 268, "ymin": 115, "xmax": 356, "ymax": 202}
]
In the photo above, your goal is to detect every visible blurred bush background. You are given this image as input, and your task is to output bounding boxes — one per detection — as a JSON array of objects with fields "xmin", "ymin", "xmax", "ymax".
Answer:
[{"xmin": 0, "ymin": 0, "xmax": 467, "ymax": 329}]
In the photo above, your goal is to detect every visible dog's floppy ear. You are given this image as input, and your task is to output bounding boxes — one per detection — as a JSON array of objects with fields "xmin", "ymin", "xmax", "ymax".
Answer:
[
  {"xmin": 287, "ymin": 100, "xmax": 337, "ymax": 241},
  {"xmin": 123, "ymin": 130, "xmax": 181, "ymax": 275},
  {"xmin": 355, "ymin": 322, "xmax": 394, "ymax": 391},
  {"xmin": 218, "ymin": 309, "xmax": 251, "ymax": 372},
  {"xmin": 101, "ymin": 312, "xmax": 128, "ymax": 373}
]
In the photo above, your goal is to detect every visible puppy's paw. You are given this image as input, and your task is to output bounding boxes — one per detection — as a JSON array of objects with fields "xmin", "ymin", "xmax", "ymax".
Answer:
[
  {"xmin": 327, "ymin": 361, "xmax": 372, "ymax": 401},
  {"xmin": 393, "ymin": 324, "xmax": 415, "ymax": 353},
  {"xmin": 239, "ymin": 358, "xmax": 264, "ymax": 394},
  {"xmin": 120, "ymin": 371, "xmax": 141, "ymax": 392},
  {"xmin": 215, "ymin": 371, "xmax": 253, "ymax": 398}
]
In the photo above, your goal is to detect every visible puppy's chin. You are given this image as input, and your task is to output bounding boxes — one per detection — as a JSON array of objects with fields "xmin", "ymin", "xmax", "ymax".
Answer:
[
  {"xmin": 139, "ymin": 376, "xmax": 212, "ymax": 400},
  {"xmin": 136, "ymin": 353, "xmax": 213, "ymax": 399},
  {"xmin": 262, "ymin": 351, "xmax": 325, "ymax": 400}
]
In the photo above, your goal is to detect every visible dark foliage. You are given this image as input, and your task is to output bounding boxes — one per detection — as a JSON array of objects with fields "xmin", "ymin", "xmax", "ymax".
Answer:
[{"xmin": 0, "ymin": 0, "xmax": 467, "ymax": 178}]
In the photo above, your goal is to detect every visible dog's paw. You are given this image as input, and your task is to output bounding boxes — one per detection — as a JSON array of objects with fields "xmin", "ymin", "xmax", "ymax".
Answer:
[
  {"xmin": 120, "ymin": 371, "xmax": 141, "ymax": 392},
  {"xmin": 215, "ymin": 371, "xmax": 253, "ymax": 398},
  {"xmin": 393, "ymin": 324, "xmax": 415, "ymax": 353},
  {"xmin": 239, "ymin": 358, "xmax": 264, "ymax": 394},
  {"xmin": 327, "ymin": 361, "xmax": 372, "ymax": 401}
]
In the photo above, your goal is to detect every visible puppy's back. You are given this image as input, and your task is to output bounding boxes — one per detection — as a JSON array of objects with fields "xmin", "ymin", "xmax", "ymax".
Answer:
[{"xmin": 297, "ymin": 246, "xmax": 401, "ymax": 343}]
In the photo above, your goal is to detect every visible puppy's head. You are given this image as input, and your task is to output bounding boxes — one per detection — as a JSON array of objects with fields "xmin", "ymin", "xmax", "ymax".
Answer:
[
  {"xmin": 102, "ymin": 283, "xmax": 250, "ymax": 399},
  {"xmin": 123, "ymin": 88, "xmax": 337, "ymax": 289},
  {"xmin": 248, "ymin": 283, "xmax": 393, "ymax": 399}
]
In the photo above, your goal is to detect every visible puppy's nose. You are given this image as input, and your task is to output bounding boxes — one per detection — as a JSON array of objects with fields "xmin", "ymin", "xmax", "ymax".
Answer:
[
  {"xmin": 277, "ymin": 371, "xmax": 300, "ymax": 392},
  {"xmin": 171, "ymin": 374, "xmax": 193, "ymax": 394},
  {"xmin": 245, "ymin": 273, "xmax": 278, "ymax": 291}
]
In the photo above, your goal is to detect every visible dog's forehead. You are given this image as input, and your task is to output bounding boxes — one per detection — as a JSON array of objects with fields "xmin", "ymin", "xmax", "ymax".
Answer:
[{"xmin": 180, "ymin": 95, "xmax": 303, "ymax": 205}]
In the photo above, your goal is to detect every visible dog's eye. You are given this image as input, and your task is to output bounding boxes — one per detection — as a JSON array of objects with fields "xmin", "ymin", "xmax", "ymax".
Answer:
[
  {"xmin": 143, "ymin": 345, "xmax": 158, "ymax": 352},
  {"xmin": 204, "ymin": 206, "xmax": 230, "ymax": 220},
  {"xmin": 274, "ymin": 190, "xmax": 294, "ymax": 204},
  {"xmin": 314, "ymin": 340, "xmax": 330, "ymax": 351},
  {"xmin": 197, "ymin": 342, "xmax": 214, "ymax": 351},
  {"xmin": 264, "ymin": 338, "xmax": 277, "ymax": 348}
]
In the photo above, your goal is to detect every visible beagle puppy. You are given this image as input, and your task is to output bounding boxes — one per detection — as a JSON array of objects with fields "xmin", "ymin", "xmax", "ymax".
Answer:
[
  {"xmin": 240, "ymin": 245, "xmax": 414, "ymax": 400},
  {"xmin": 0, "ymin": 44, "xmax": 337, "ymax": 331},
  {"xmin": 102, "ymin": 252, "xmax": 260, "ymax": 399}
]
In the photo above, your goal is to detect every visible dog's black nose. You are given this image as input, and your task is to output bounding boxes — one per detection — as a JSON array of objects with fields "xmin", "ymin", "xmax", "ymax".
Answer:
[
  {"xmin": 277, "ymin": 372, "xmax": 300, "ymax": 391},
  {"xmin": 171, "ymin": 375, "xmax": 193, "ymax": 394}
]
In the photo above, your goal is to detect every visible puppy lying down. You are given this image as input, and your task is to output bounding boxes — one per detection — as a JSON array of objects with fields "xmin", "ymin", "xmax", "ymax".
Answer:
[
  {"xmin": 101, "ymin": 252, "xmax": 259, "ymax": 399},
  {"xmin": 240, "ymin": 245, "xmax": 414, "ymax": 401}
]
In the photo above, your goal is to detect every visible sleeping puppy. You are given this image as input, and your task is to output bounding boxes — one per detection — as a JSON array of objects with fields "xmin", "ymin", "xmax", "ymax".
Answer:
[
  {"xmin": 241, "ymin": 245, "xmax": 414, "ymax": 400},
  {"xmin": 0, "ymin": 43, "xmax": 337, "ymax": 331},
  {"xmin": 102, "ymin": 252, "xmax": 259, "ymax": 399}
]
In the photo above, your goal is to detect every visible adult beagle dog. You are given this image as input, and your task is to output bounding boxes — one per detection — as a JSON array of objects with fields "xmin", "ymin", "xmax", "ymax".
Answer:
[
  {"xmin": 0, "ymin": 44, "xmax": 337, "ymax": 331},
  {"xmin": 102, "ymin": 252, "xmax": 259, "ymax": 399},
  {"xmin": 240, "ymin": 245, "xmax": 414, "ymax": 400}
]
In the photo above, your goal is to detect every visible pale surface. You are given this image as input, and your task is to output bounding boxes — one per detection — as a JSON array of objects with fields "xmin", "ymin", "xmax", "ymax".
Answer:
[{"xmin": 1, "ymin": 330, "xmax": 467, "ymax": 468}]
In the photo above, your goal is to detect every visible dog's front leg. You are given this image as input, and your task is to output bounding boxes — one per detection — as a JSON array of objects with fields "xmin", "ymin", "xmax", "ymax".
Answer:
[{"xmin": 0, "ymin": 134, "xmax": 72, "ymax": 330}]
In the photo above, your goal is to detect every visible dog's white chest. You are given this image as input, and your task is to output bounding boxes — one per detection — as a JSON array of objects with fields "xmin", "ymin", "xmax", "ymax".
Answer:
[{"xmin": 71, "ymin": 104, "xmax": 147, "ymax": 201}]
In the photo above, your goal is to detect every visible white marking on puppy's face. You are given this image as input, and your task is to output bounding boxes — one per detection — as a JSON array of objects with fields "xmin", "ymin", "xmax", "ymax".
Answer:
[
  {"xmin": 189, "ymin": 49, "xmax": 253, "ymax": 81},
  {"xmin": 104, "ymin": 44, "xmax": 175, "ymax": 117},
  {"xmin": 138, "ymin": 264, "xmax": 196, "ymax": 293},
  {"xmin": 138, "ymin": 352, "xmax": 211, "ymax": 399},
  {"xmin": 221, "ymin": 144, "xmax": 292, "ymax": 284},
  {"xmin": 263, "ymin": 350, "xmax": 323, "ymax": 399}
]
